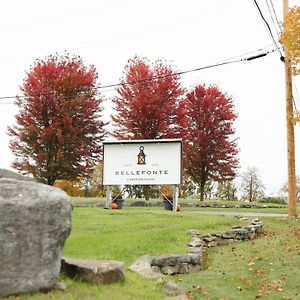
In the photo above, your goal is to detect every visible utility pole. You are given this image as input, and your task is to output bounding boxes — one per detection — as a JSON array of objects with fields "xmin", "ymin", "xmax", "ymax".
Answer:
[{"xmin": 283, "ymin": 0, "xmax": 298, "ymax": 217}]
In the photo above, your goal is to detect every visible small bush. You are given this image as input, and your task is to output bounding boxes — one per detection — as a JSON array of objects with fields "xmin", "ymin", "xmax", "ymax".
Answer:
[
  {"xmin": 54, "ymin": 180, "xmax": 84, "ymax": 197},
  {"xmin": 257, "ymin": 197, "xmax": 287, "ymax": 205}
]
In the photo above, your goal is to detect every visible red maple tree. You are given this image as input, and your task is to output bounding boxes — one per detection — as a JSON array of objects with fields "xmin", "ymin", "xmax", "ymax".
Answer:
[
  {"xmin": 8, "ymin": 54, "xmax": 106, "ymax": 185},
  {"xmin": 112, "ymin": 56, "xmax": 184, "ymax": 139},
  {"xmin": 178, "ymin": 84, "xmax": 239, "ymax": 201}
]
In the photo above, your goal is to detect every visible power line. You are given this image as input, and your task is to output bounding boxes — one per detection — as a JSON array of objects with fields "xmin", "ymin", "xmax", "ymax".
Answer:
[
  {"xmin": 265, "ymin": 0, "xmax": 300, "ymax": 112},
  {"xmin": 268, "ymin": 0, "xmax": 282, "ymax": 32},
  {"xmin": 293, "ymin": 78, "xmax": 300, "ymax": 112},
  {"xmin": 97, "ymin": 59, "xmax": 243, "ymax": 90},
  {"xmin": 0, "ymin": 46, "xmax": 280, "ymax": 102},
  {"xmin": 219, "ymin": 43, "xmax": 276, "ymax": 63},
  {"xmin": 252, "ymin": 0, "xmax": 283, "ymax": 58},
  {"xmin": 265, "ymin": 0, "xmax": 281, "ymax": 38}
]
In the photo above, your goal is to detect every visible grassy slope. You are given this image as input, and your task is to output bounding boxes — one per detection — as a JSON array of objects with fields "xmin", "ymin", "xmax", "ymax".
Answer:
[
  {"xmin": 181, "ymin": 217, "xmax": 300, "ymax": 300},
  {"xmin": 6, "ymin": 208, "xmax": 300, "ymax": 300}
]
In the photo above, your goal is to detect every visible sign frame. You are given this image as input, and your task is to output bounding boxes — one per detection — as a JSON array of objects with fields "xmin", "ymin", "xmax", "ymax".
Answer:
[
  {"xmin": 102, "ymin": 139, "xmax": 182, "ymax": 212},
  {"xmin": 102, "ymin": 138, "xmax": 183, "ymax": 186}
]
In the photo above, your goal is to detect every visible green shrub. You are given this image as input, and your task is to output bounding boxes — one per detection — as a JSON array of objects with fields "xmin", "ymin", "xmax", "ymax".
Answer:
[{"xmin": 257, "ymin": 197, "xmax": 286, "ymax": 205}]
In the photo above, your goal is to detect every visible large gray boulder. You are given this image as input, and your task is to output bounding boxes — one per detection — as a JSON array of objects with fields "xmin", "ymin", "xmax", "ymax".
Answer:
[
  {"xmin": 0, "ymin": 179, "xmax": 72, "ymax": 297},
  {"xmin": 0, "ymin": 168, "xmax": 33, "ymax": 181}
]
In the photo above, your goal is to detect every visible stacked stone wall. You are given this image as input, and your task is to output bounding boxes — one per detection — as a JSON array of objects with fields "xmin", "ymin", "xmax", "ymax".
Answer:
[{"xmin": 131, "ymin": 219, "xmax": 264, "ymax": 277}]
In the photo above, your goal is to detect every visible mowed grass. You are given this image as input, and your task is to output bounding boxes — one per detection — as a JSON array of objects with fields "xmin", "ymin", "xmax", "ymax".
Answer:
[
  {"xmin": 65, "ymin": 208, "xmax": 245, "ymax": 264},
  {"xmin": 5, "ymin": 207, "xmax": 300, "ymax": 299}
]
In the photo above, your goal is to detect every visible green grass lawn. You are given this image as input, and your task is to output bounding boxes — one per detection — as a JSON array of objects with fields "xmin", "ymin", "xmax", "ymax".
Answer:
[
  {"xmin": 6, "ymin": 207, "xmax": 300, "ymax": 300},
  {"xmin": 65, "ymin": 208, "xmax": 246, "ymax": 264}
]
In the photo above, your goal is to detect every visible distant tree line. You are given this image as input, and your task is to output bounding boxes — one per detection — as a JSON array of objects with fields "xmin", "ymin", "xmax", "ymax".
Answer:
[{"xmin": 8, "ymin": 54, "xmax": 243, "ymax": 201}]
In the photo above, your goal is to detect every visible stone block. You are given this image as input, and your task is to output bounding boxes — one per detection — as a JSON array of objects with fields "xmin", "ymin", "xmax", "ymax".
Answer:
[
  {"xmin": 187, "ymin": 254, "xmax": 201, "ymax": 265},
  {"xmin": 202, "ymin": 235, "xmax": 216, "ymax": 243},
  {"xmin": 164, "ymin": 281, "xmax": 185, "ymax": 296},
  {"xmin": 206, "ymin": 241, "xmax": 217, "ymax": 247},
  {"xmin": 161, "ymin": 265, "xmax": 179, "ymax": 275},
  {"xmin": 187, "ymin": 229, "xmax": 201, "ymax": 237},
  {"xmin": 129, "ymin": 255, "xmax": 161, "ymax": 279},
  {"xmin": 177, "ymin": 255, "xmax": 192, "ymax": 264},
  {"xmin": 152, "ymin": 254, "xmax": 181, "ymax": 267},
  {"xmin": 178, "ymin": 263, "xmax": 189, "ymax": 274},
  {"xmin": 222, "ymin": 233, "xmax": 234, "ymax": 239},
  {"xmin": 188, "ymin": 247, "xmax": 202, "ymax": 254},
  {"xmin": 188, "ymin": 264, "xmax": 201, "ymax": 273},
  {"xmin": 188, "ymin": 238, "xmax": 202, "ymax": 247},
  {"xmin": 61, "ymin": 257, "xmax": 125, "ymax": 284}
]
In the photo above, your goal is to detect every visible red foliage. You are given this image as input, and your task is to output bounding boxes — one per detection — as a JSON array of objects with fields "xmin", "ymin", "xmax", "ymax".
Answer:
[
  {"xmin": 8, "ymin": 54, "xmax": 106, "ymax": 185},
  {"xmin": 112, "ymin": 56, "xmax": 184, "ymax": 139},
  {"xmin": 178, "ymin": 85, "xmax": 239, "ymax": 201}
]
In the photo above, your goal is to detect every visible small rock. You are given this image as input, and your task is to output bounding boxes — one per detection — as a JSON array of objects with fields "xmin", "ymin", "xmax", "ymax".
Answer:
[
  {"xmin": 55, "ymin": 281, "xmax": 68, "ymax": 291},
  {"xmin": 129, "ymin": 255, "xmax": 162, "ymax": 279},
  {"xmin": 188, "ymin": 238, "xmax": 203, "ymax": 247},
  {"xmin": 232, "ymin": 225, "xmax": 242, "ymax": 229},
  {"xmin": 187, "ymin": 229, "xmax": 201, "ymax": 237},
  {"xmin": 161, "ymin": 265, "xmax": 178, "ymax": 275},
  {"xmin": 206, "ymin": 241, "xmax": 217, "ymax": 247},
  {"xmin": 187, "ymin": 254, "xmax": 201, "ymax": 265},
  {"xmin": 177, "ymin": 263, "xmax": 189, "ymax": 274},
  {"xmin": 188, "ymin": 247, "xmax": 202, "ymax": 254},
  {"xmin": 165, "ymin": 281, "xmax": 185, "ymax": 296},
  {"xmin": 202, "ymin": 235, "xmax": 216, "ymax": 243},
  {"xmin": 222, "ymin": 233, "xmax": 234, "ymax": 239}
]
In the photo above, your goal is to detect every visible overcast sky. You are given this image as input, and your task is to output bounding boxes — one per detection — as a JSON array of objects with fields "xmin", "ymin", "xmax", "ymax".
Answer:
[{"xmin": 0, "ymin": 0, "xmax": 299, "ymax": 195}]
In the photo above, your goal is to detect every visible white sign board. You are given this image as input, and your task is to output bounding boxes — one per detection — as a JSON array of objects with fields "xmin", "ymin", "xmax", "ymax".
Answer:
[{"xmin": 103, "ymin": 139, "xmax": 182, "ymax": 185}]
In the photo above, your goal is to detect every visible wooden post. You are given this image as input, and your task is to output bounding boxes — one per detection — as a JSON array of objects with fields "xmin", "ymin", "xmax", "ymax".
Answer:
[
  {"xmin": 283, "ymin": 0, "xmax": 298, "ymax": 217},
  {"xmin": 105, "ymin": 185, "xmax": 112, "ymax": 209},
  {"xmin": 172, "ymin": 185, "xmax": 178, "ymax": 212}
]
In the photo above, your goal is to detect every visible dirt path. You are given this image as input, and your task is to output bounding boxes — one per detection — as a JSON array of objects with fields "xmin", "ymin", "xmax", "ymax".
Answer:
[{"xmin": 192, "ymin": 210, "xmax": 288, "ymax": 218}]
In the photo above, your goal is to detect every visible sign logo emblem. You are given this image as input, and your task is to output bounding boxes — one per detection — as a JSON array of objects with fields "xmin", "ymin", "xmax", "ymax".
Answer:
[{"xmin": 137, "ymin": 146, "xmax": 146, "ymax": 165}]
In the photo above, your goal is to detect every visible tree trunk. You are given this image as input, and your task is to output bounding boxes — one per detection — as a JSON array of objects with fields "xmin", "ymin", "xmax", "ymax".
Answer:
[
  {"xmin": 199, "ymin": 178, "xmax": 206, "ymax": 202},
  {"xmin": 249, "ymin": 178, "xmax": 253, "ymax": 202},
  {"xmin": 144, "ymin": 185, "xmax": 150, "ymax": 201},
  {"xmin": 47, "ymin": 177, "xmax": 55, "ymax": 186}
]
